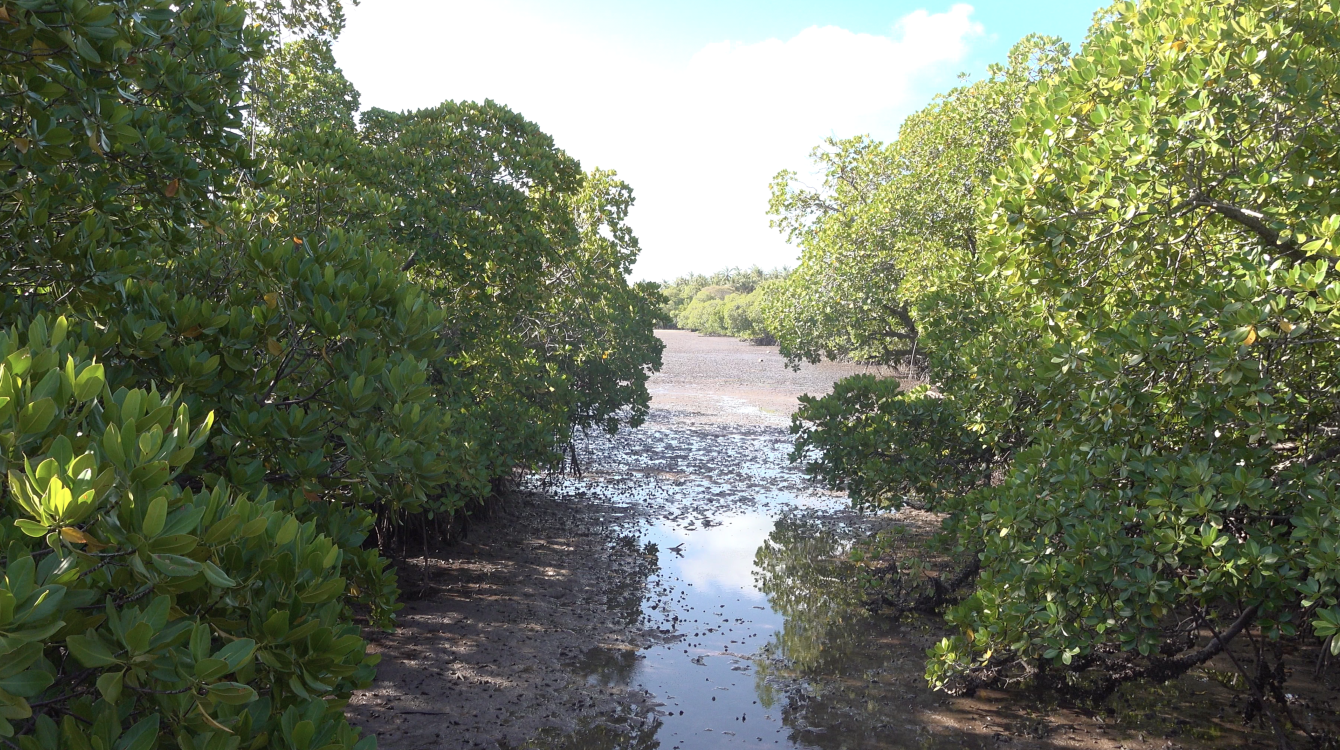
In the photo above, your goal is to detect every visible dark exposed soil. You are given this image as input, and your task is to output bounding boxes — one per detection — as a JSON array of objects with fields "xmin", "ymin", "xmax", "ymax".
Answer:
[{"xmin": 346, "ymin": 492, "xmax": 663, "ymax": 748}]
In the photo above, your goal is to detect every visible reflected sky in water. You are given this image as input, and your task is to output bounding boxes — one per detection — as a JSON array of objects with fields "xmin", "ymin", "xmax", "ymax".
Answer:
[
  {"xmin": 663, "ymin": 512, "xmax": 774, "ymax": 599},
  {"xmin": 528, "ymin": 383, "xmax": 970, "ymax": 750}
]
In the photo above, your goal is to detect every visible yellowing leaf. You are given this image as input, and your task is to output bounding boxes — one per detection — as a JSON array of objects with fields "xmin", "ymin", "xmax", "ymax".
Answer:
[
  {"xmin": 263, "ymin": 293, "xmax": 278, "ymax": 309},
  {"xmin": 62, "ymin": 526, "xmax": 107, "ymax": 551},
  {"xmin": 164, "ymin": 179, "xmax": 180, "ymax": 198},
  {"xmin": 13, "ymin": 137, "xmax": 29, "ymax": 153},
  {"xmin": 266, "ymin": 339, "xmax": 283, "ymax": 356},
  {"xmin": 195, "ymin": 702, "xmax": 234, "ymax": 734},
  {"xmin": 292, "ymin": 236, "xmax": 304, "ymax": 245},
  {"xmin": 1280, "ymin": 320, "xmax": 1295, "ymax": 333},
  {"xmin": 1244, "ymin": 326, "xmax": 1258, "ymax": 346}
]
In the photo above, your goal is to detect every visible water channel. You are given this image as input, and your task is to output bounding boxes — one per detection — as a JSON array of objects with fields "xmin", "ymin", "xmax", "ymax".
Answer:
[
  {"xmin": 526, "ymin": 332, "xmax": 990, "ymax": 749},
  {"xmin": 517, "ymin": 331, "xmax": 1311, "ymax": 750},
  {"xmin": 354, "ymin": 331, "xmax": 1317, "ymax": 750}
]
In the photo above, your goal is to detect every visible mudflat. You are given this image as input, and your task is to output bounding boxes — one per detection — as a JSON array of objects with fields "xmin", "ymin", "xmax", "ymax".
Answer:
[
  {"xmin": 349, "ymin": 330, "xmax": 1338, "ymax": 750},
  {"xmin": 345, "ymin": 330, "xmax": 876, "ymax": 748}
]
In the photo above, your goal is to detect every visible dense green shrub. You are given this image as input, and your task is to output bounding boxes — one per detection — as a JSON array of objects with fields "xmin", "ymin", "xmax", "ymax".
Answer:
[
  {"xmin": 777, "ymin": 0, "xmax": 1340, "ymax": 730},
  {"xmin": 659, "ymin": 269, "xmax": 785, "ymax": 341},
  {"xmin": 0, "ymin": 2, "xmax": 663, "ymax": 749},
  {"xmin": 0, "ymin": 315, "xmax": 378, "ymax": 747},
  {"xmin": 932, "ymin": 0, "xmax": 1340, "ymax": 700},
  {"xmin": 792, "ymin": 377, "xmax": 992, "ymax": 507},
  {"xmin": 544, "ymin": 169, "xmax": 666, "ymax": 434}
]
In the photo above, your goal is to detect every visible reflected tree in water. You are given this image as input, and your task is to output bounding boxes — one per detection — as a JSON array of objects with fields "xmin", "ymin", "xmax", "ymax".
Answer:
[
  {"xmin": 752, "ymin": 518, "xmax": 992, "ymax": 750},
  {"xmin": 513, "ymin": 714, "xmax": 662, "ymax": 750},
  {"xmin": 753, "ymin": 518, "xmax": 871, "ymax": 680}
]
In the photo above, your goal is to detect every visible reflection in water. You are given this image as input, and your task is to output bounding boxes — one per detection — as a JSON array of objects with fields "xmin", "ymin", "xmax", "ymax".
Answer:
[
  {"xmin": 671, "ymin": 511, "xmax": 777, "ymax": 595},
  {"xmin": 752, "ymin": 516, "xmax": 997, "ymax": 750},
  {"xmin": 510, "ymin": 712, "xmax": 663, "ymax": 750},
  {"xmin": 754, "ymin": 517, "xmax": 870, "ymax": 680},
  {"xmin": 606, "ymin": 535, "xmax": 662, "ymax": 627},
  {"xmin": 540, "ymin": 506, "xmax": 997, "ymax": 750},
  {"xmin": 573, "ymin": 647, "xmax": 641, "ymax": 688}
]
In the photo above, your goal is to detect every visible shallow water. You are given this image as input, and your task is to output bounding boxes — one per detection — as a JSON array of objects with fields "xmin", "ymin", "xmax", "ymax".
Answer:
[
  {"xmin": 515, "ymin": 332, "xmax": 1338, "ymax": 750},
  {"xmin": 511, "ymin": 330, "xmax": 970, "ymax": 749},
  {"xmin": 524, "ymin": 337, "xmax": 953, "ymax": 750},
  {"xmin": 537, "ymin": 420, "xmax": 990, "ymax": 750}
]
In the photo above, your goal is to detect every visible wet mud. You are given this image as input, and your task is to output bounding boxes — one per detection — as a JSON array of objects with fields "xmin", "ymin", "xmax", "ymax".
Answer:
[{"xmin": 350, "ymin": 330, "xmax": 1339, "ymax": 750}]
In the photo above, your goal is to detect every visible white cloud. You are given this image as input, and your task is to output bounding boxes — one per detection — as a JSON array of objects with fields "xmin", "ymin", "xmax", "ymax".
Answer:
[
  {"xmin": 333, "ymin": 2, "xmax": 982, "ymax": 280},
  {"xmin": 666, "ymin": 513, "xmax": 774, "ymax": 599}
]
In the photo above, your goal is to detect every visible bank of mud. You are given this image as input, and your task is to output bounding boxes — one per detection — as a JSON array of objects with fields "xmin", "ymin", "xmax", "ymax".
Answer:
[{"xmin": 349, "ymin": 330, "xmax": 1338, "ymax": 750}]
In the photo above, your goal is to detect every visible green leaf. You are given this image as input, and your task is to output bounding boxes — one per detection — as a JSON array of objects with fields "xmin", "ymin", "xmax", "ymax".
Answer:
[
  {"xmin": 150, "ymin": 553, "xmax": 202, "ymax": 578},
  {"xmin": 193, "ymin": 658, "xmax": 229, "ymax": 681},
  {"xmin": 238, "ymin": 517, "xmax": 268, "ymax": 539},
  {"xmin": 297, "ymin": 577, "xmax": 345, "ymax": 605},
  {"xmin": 0, "ymin": 644, "xmax": 39, "ymax": 679},
  {"xmin": 74, "ymin": 364, "xmax": 104, "ymax": 403},
  {"xmin": 43, "ymin": 128, "xmax": 73, "ymax": 147},
  {"xmin": 262, "ymin": 611, "xmax": 289, "ymax": 641},
  {"xmin": 212, "ymin": 639, "xmax": 256, "ymax": 671},
  {"xmin": 14, "ymin": 520, "xmax": 48, "ymax": 537},
  {"xmin": 113, "ymin": 715, "xmax": 158, "ymax": 750},
  {"xmin": 206, "ymin": 682, "xmax": 257, "ymax": 706},
  {"xmin": 201, "ymin": 561, "xmax": 236, "ymax": 588},
  {"xmin": 122, "ymin": 622, "xmax": 153, "ymax": 655},
  {"xmin": 73, "ymin": 36, "xmax": 101, "ymax": 63},
  {"xmin": 0, "ymin": 670, "xmax": 54, "ymax": 697},
  {"xmin": 17, "ymin": 399, "xmax": 55, "ymax": 435},
  {"xmin": 274, "ymin": 516, "xmax": 299, "ymax": 545},
  {"xmin": 95, "ymin": 671, "xmax": 123, "ymax": 705},
  {"xmin": 142, "ymin": 496, "xmax": 167, "ymax": 538},
  {"xmin": 102, "ymin": 424, "xmax": 126, "ymax": 466},
  {"xmin": 289, "ymin": 720, "xmax": 314, "ymax": 750},
  {"xmin": 65, "ymin": 634, "xmax": 119, "ymax": 667}
]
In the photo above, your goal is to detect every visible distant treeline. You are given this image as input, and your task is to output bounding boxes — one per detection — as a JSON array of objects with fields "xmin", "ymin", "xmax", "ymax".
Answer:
[{"xmin": 658, "ymin": 267, "xmax": 788, "ymax": 343}]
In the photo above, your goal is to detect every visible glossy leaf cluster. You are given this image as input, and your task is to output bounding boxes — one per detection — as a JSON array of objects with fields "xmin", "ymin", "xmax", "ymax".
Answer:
[
  {"xmin": 1, "ymin": 2, "xmax": 663, "ymax": 749},
  {"xmin": 775, "ymin": 0, "xmax": 1340, "ymax": 708},
  {"xmin": 932, "ymin": 0, "xmax": 1340, "ymax": 693},
  {"xmin": 0, "ymin": 317, "xmax": 376, "ymax": 749}
]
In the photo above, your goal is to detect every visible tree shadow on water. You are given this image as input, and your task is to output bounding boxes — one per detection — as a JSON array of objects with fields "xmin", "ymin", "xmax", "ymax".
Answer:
[
  {"xmin": 748, "ymin": 516, "xmax": 1300, "ymax": 750},
  {"xmin": 506, "ymin": 713, "xmax": 662, "ymax": 750}
]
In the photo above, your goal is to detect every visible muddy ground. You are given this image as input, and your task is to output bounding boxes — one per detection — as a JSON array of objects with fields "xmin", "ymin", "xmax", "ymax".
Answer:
[
  {"xmin": 348, "ymin": 330, "xmax": 1339, "ymax": 750},
  {"xmin": 346, "ymin": 331, "xmax": 877, "ymax": 748}
]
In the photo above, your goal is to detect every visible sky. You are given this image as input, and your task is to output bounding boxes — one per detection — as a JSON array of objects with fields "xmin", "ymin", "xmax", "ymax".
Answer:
[{"xmin": 331, "ymin": 1, "xmax": 1101, "ymax": 281}]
